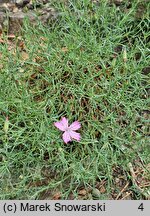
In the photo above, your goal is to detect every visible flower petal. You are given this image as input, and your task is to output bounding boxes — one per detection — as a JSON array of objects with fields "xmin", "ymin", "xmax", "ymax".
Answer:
[
  {"xmin": 61, "ymin": 117, "xmax": 68, "ymax": 128},
  {"xmin": 54, "ymin": 117, "xmax": 68, "ymax": 131},
  {"xmin": 54, "ymin": 122, "xmax": 65, "ymax": 131},
  {"xmin": 62, "ymin": 131, "xmax": 72, "ymax": 144},
  {"xmin": 69, "ymin": 130, "xmax": 81, "ymax": 142},
  {"xmin": 69, "ymin": 121, "xmax": 81, "ymax": 131}
]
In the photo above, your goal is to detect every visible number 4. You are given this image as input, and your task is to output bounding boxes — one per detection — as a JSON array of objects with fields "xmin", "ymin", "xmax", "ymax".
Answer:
[{"xmin": 138, "ymin": 203, "xmax": 144, "ymax": 211}]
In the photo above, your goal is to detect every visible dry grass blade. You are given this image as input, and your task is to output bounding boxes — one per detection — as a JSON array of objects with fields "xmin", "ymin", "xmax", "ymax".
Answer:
[
  {"xmin": 128, "ymin": 163, "xmax": 150, "ymax": 200},
  {"xmin": 115, "ymin": 182, "xmax": 130, "ymax": 200}
]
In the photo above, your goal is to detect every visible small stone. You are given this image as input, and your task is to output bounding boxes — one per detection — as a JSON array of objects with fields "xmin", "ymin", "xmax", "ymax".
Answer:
[
  {"xmin": 110, "ymin": 0, "xmax": 123, "ymax": 6},
  {"xmin": 92, "ymin": 188, "xmax": 101, "ymax": 198},
  {"xmin": 115, "ymin": 178, "xmax": 120, "ymax": 184},
  {"xmin": 9, "ymin": 11, "xmax": 36, "ymax": 34},
  {"xmin": 16, "ymin": 0, "xmax": 30, "ymax": 8}
]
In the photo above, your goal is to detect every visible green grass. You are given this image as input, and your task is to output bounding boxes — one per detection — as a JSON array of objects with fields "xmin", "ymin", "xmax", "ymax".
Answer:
[{"xmin": 0, "ymin": 0, "xmax": 149, "ymax": 199}]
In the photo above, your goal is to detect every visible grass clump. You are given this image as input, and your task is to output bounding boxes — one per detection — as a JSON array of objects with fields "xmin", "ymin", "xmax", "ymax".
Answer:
[{"xmin": 0, "ymin": 0, "xmax": 149, "ymax": 199}]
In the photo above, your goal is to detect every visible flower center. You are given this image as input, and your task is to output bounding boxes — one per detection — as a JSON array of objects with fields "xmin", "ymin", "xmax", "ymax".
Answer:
[{"xmin": 65, "ymin": 127, "xmax": 70, "ymax": 132}]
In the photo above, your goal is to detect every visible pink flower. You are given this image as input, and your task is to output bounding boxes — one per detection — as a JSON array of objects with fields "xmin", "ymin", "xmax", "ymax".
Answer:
[{"xmin": 54, "ymin": 117, "xmax": 81, "ymax": 144}]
